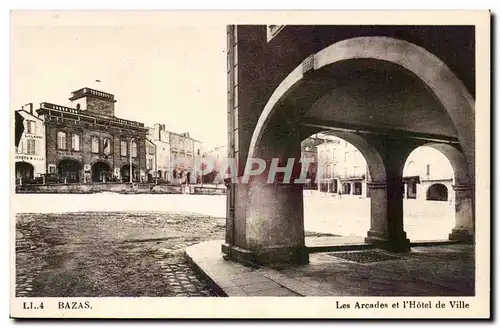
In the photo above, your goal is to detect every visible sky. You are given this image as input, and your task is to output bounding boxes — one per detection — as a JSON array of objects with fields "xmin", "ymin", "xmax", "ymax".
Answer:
[{"xmin": 10, "ymin": 11, "xmax": 228, "ymax": 150}]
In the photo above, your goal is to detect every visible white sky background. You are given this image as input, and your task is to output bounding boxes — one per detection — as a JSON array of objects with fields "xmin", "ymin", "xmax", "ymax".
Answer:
[{"xmin": 10, "ymin": 11, "xmax": 228, "ymax": 150}]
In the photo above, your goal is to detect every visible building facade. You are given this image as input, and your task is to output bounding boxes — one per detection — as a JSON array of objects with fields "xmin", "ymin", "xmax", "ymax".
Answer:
[
  {"xmin": 148, "ymin": 124, "xmax": 202, "ymax": 183},
  {"xmin": 36, "ymin": 87, "xmax": 148, "ymax": 183},
  {"xmin": 308, "ymin": 134, "xmax": 454, "ymax": 201},
  {"xmin": 314, "ymin": 135, "xmax": 368, "ymax": 196},
  {"xmin": 145, "ymin": 139, "xmax": 157, "ymax": 182},
  {"xmin": 403, "ymin": 147, "xmax": 455, "ymax": 202},
  {"xmin": 300, "ymin": 136, "xmax": 325, "ymax": 190},
  {"xmin": 201, "ymin": 145, "xmax": 228, "ymax": 184},
  {"xmin": 14, "ymin": 104, "xmax": 46, "ymax": 183}
]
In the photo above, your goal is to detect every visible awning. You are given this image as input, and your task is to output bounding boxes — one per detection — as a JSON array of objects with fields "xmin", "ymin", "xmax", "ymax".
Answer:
[
  {"xmin": 15, "ymin": 111, "xmax": 24, "ymax": 147},
  {"xmin": 340, "ymin": 175, "xmax": 365, "ymax": 182},
  {"xmin": 403, "ymin": 176, "xmax": 420, "ymax": 183}
]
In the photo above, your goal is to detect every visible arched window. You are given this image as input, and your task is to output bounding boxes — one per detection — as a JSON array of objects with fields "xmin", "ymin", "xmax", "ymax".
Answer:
[
  {"xmin": 57, "ymin": 131, "xmax": 67, "ymax": 149},
  {"xmin": 91, "ymin": 136, "xmax": 99, "ymax": 153},
  {"xmin": 131, "ymin": 141, "xmax": 137, "ymax": 158}
]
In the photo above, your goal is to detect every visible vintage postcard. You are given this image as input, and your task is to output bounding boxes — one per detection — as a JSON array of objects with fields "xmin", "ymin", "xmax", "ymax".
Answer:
[{"xmin": 10, "ymin": 10, "xmax": 490, "ymax": 319}]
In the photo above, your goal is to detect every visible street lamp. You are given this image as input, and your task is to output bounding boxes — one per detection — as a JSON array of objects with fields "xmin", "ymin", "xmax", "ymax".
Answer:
[{"xmin": 129, "ymin": 138, "xmax": 135, "ymax": 183}]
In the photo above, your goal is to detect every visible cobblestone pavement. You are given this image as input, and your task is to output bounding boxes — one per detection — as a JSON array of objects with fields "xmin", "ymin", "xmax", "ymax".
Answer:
[{"xmin": 15, "ymin": 212, "xmax": 228, "ymax": 297}]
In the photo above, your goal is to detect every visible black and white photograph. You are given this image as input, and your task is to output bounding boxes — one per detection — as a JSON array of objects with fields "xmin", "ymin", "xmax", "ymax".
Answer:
[{"xmin": 9, "ymin": 10, "xmax": 490, "ymax": 319}]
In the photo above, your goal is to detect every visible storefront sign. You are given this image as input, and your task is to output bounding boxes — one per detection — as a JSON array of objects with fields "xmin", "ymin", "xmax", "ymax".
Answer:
[
  {"xmin": 24, "ymin": 134, "xmax": 43, "ymax": 139},
  {"xmin": 15, "ymin": 155, "xmax": 44, "ymax": 161}
]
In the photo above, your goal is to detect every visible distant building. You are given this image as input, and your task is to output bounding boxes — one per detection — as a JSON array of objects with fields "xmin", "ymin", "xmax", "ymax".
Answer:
[
  {"xmin": 14, "ymin": 104, "xmax": 46, "ymax": 183},
  {"xmin": 403, "ymin": 147, "xmax": 454, "ymax": 202},
  {"xmin": 304, "ymin": 134, "xmax": 454, "ymax": 201},
  {"xmin": 201, "ymin": 145, "xmax": 228, "ymax": 184},
  {"xmin": 36, "ymin": 87, "xmax": 148, "ymax": 183},
  {"xmin": 300, "ymin": 136, "xmax": 324, "ymax": 189},
  {"xmin": 315, "ymin": 136, "xmax": 368, "ymax": 197},
  {"xmin": 148, "ymin": 124, "xmax": 202, "ymax": 183},
  {"xmin": 145, "ymin": 139, "xmax": 157, "ymax": 182}
]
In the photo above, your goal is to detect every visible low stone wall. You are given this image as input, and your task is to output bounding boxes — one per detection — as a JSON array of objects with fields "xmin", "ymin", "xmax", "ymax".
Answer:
[
  {"xmin": 193, "ymin": 186, "xmax": 227, "ymax": 195},
  {"xmin": 15, "ymin": 183, "xmax": 183, "ymax": 194},
  {"xmin": 14, "ymin": 183, "xmax": 227, "ymax": 195},
  {"xmin": 149, "ymin": 185, "xmax": 183, "ymax": 194}
]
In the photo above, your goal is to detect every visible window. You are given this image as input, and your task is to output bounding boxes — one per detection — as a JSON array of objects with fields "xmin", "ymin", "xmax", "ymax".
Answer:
[
  {"xmin": 120, "ymin": 140, "xmax": 127, "ymax": 156},
  {"xmin": 72, "ymin": 134, "xmax": 80, "ymax": 151},
  {"xmin": 27, "ymin": 139, "xmax": 36, "ymax": 155},
  {"xmin": 91, "ymin": 136, "xmax": 99, "ymax": 153},
  {"xmin": 57, "ymin": 131, "xmax": 67, "ymax": 149},
  {"xmin": 353, "ymin": 165, "xmax": 359, "ymax": 176},
  {"xmin": 131, "ymin": 141, "xmax": 137, "ymax": 158},
  {"xmin": 147, "ymin": 158, "xmax": 153, "ymax": 170},
  {"xmin": 26, "ymin": 120, "xmax": 35, "ymax": 134},
  {"xmin": 103, "ymin": 138, "xmax": 111, "ymax": 155},
  {"xmin": 426, "ymin": 164, "xmax": 431, "ymax": 176},
  {"xmin": 197, "ymin": 149, "xmax": 200, "ymax": 156}
]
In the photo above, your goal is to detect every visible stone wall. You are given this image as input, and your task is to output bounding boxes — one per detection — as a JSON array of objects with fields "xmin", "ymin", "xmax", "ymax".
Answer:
[
  {"xmin": 15, "ymin": 183, "xmax": 227, "ymax": 195},
  {"xmin": 193, "ymin": 186, "xmax": 227, "ymax": 195},
  {"xmin": 16, "ymin": 183, "xmax": 181, "ymax": 194}
]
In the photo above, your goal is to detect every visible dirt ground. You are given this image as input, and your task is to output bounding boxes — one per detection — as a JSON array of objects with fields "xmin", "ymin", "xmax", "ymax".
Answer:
[{"xmin": 15, "ymin": 211, "xmax": 227, "ymax": 297}]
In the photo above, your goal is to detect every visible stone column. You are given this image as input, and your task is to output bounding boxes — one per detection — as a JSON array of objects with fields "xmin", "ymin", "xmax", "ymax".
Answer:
[
  {"xmin": 365, "ymin": 176, "xmax": 410, "ymax": 251},
  {"xmin": 363, "ymin": 137, "xmax": 416, "ymax": 252},
  {"xmin": 245, "ymin": 175, "xmax": 307, "ymax": 264},
  {"xmin": 448, "ymin": 184, "xmax": 474, "ymax": 243}
]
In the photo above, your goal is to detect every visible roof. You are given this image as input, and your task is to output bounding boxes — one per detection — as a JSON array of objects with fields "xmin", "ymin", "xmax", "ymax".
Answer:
[{"xmin": 15, "ymin": 109, "xmax": 43, "ymax": 121}]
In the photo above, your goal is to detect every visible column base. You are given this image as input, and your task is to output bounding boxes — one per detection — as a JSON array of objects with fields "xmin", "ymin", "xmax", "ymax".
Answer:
[
  {"xmin": 365, "ymin": 230, "xmax": 411, "ymax": 252},
  {"xmin": 222, "ymin": 243, "xmax": 309, "ymax": 266},
  {"xmin": 448, "ymin": 228, "xmax": 474, "ymax": 244}
]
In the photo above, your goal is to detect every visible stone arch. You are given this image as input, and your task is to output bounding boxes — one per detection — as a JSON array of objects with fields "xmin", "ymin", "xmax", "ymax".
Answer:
[
  {"xmin": 91, "ymin": 161, "xmax": 112, "ymax": 182},
  {"xmin": 426, "ymin": 183, "xmax": 449, "ymax": 201},
  {"xmin": 15, "ymin": 161, "xmax": 34, "ymax": 180},
  {"xmin": 424, "ymin": 143, "xmax": 471, "ymax": 186},
  {"xmin": 248, "ymin": 36, "xmax": 475, "ymax": 178},
  {"xmin": 120, "ymin": 163, "xmax": 138, "ymax": 182},
  {"xmin": 57, "ymin": 158, "xmax": 82, "ymax": 182},
  {"xmin": 342, "ymin": 183, "xmax": 351, "ymax": 195},
  {"xmin": 418, "ymin": 143, "xmax": 473, "ymax": 241}
]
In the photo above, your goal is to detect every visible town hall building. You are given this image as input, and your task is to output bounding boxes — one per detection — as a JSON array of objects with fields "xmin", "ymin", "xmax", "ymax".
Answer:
[{"xmin": 35, "ymin": 87, "xmax": 148, "ymax": 183}]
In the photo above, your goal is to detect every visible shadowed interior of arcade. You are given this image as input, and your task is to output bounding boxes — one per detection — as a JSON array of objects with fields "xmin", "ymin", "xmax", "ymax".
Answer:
[{"xmin": 223, "ymin": 26, "xmax": 475, "ymax": 266}]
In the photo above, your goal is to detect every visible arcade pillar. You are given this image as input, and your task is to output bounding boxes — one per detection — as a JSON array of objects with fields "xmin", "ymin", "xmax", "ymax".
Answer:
[
  {"xmin": 448, "ymin": 183, "xmax": 475, "ymax": 243},
  {"xmin": 364, "ymin": 137, "xmax": 419, "ymax": 251}
]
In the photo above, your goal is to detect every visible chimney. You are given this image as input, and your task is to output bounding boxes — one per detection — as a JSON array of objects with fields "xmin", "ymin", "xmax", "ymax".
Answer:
[{"xmin": 23, "ymin": 103, "xmax": 34, "ymax": 115}]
